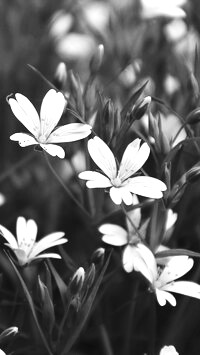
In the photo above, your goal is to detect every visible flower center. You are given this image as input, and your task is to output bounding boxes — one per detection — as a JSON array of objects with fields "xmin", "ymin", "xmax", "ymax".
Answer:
[
  {"xmin": 111, "ymin": 176, "xmax": 122, "ymax": 187},
  {"xmin": 38, "ymin": 134, "xmax": 47, "ymax": 143}
]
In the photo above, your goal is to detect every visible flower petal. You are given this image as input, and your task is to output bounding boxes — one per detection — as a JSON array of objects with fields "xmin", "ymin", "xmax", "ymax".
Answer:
[
  {"xmin": 0, "ymin": 225, "xmax": 18, "ymax": 249},
  {"xmin": 40, "ymin": 89, "xmax": 66, "ymax": 137},
  {"xmin": 122, "ymin": 244, "xmax": 138, "ymax": 273},
  {"xmin": 88, "ymin": 137, "xmax": 117, "ymax": 179},
  {"xmin": 16, "ymin": 217, "xmax": 27, "ymax": 247},
  {"xmin": 118, "ymin": 139, "xmax": 150, "ymax": 181},
  {"xmin": 155, "ymin": 289, "xmax": 176, "ymax": 306},
  {"xmin": 124, "ymin": 244, "xmax": 157, "ymax": 281},
  {"xmin": 162, "ymin": 281, "xmax": 200, "ymax": 300},
  {"xmin": 79, "ymin": 171, "xmax": 112, "ymax": 188},
  {"xmin": 31, "ymin": 253, "xmax": 62, "ymax": 261},
  {"xmin": 99, "ymin": 224, "xmax": 127, "ymax": 246},
  {"xmin": 10, "ymin": 133, "xmax": 38, "ymax": 147},
  {"xmin": 127, "ymin": 176, "xmax": 167, "ymax": 199},
  {"xmin": 40, "ymin": 143, "xmax": 65, "ymax": 159},
  {"xmin": 48, "ymin": 123, "xmax": 92, "ymax": 143},
  {"xmin": 9, "ymin": 94, "xmax": 40, "ymax": 136},
  {"xmin": 29, "ymin": 232, "xmax": 67, "ymax": 259},
  {"xmin": 109, "ymin": 187, "xmax": 123, "ymax": 205},
  {"xmin": 157, "ymin": 256, "xmax": 194, "ymax": 286},
  {"xmin": 121, "ymin": 188, "xmax": 134, "ymax": 205}
]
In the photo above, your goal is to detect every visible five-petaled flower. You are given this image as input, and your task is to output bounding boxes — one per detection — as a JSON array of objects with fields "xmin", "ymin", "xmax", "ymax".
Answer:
[
  {"xmin": 135, "ymin": 247, "xmax": 200, "ymax": 306},
  {"xmin": 79, "ymin": 136, "xmax": 167, "ymax": 205},
  {"xmin": 9, "ymin": 89, "xmax": 92, "ymax": 159},
  {"xmin": 0, "ymin": 216, "xmax": 68, "ymax": 266}
]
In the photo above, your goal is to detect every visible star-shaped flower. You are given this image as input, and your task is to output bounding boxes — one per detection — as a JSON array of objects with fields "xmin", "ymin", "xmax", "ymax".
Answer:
[
  {"xmin": 79, "ymin": 136, "xmax": 167, "ymax": 205},
  {"xmin": 135, "ymin": 248, "xmax": 200, "ymax": 306},
  {"xmin": 9, "ymin": 89, "xmax": 92, "ymax": 159},
  {"xmin": 0, "ymin": 217, "xmax": 68, "ymax": 266}
]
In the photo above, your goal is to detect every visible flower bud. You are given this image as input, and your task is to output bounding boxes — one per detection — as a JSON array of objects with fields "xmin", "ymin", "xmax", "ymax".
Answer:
[
  {"xmin": 0, "ymin": 327, "xmax": 18, "ymax": 341},
  {"xmin": 54, "ymin": 62, "xmax": 67, "ymax": 91},
  {"xmin": 69, "ymin": 267, "xmax": 85, "ymax": 296},
  {"xmin": 131, "ymin": 96, "xmax": 151, "ymax": 121},
  {"xmin": 91, "ymin": 248, "xmax": 105, "ymax": 267},
  {"xmin": 90, "ymin": 44, "xmax": 104, "ymax": 73},
  {"xmin": 186, "ymin": 166, "xmax": 200, "ymax": 183}
]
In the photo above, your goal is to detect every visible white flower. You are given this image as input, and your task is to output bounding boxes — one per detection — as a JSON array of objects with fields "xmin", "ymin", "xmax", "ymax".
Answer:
[
  {"xmin": 140, "ymin": 0, "xmax": 186, "ymax": 19},
  {"xmin": 0, "ymin": 217, "xmax": 68, "ymax": 266},
  {"xmin": 136, "ymin": 248, "xmax": 200, "ymax": 306},
  {"xmin": 160, "ymin": 345, "xmax": 179, "ymax": 355},
  {"xmin": 79, "ymin": 136, "xmax": 166, "ymax": 205},
  {"xmin": 9, "ymin": 89, "xmax": 92, "ymax": 159}
]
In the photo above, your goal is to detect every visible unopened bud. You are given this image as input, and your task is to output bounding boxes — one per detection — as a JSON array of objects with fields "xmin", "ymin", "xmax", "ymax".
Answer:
[
  {"xmin": 54, "ymin": 62, "xmax": 67, "ymax": 91},
  {"xmin": 186, "ymin": 166, "xmax": 200, "ymax": 183},
  {"xmin": 69, "ymin": 267, "xmax": 85, "ymax": 296},
  {"xmin": 0, "ymin": 327, "xmax": 18, "ymax": 341},
  {"xmin": 132, "ymin": 96, "xmax": 151, "ymax": 121},
  {"xmin": 90, "ymin": 44, "xmax": 104, "ymax": 73},
  {"xmin": 91, "ymin": 248, "xmax": 105, "ymax": 267}
]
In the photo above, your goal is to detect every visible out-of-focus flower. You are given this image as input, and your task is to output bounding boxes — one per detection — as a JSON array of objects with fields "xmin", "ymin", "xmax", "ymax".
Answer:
[
  {"xmin": 139, "ymin": 250, "xmax": 200, "ymax": 306},
  {"xmin": 164, "ymin": 19, "xmax": 188, "ymax": 42},
  {"xmin": 55, "ymin": 33, "xmax": 96, "ymax": 62},
  {"xmin": 49, "ymin": 11, "xmax": 74, "ymax": 40},
  {"xmin": 9, "ymin": 89, "xmax": 92, "ymax": 159},
  {"xmin": 159, "ymin": 345, "xmax": 179, "ymax": 355},
  {"xmin": 79, "ymin": 136, "xmax": 166, "ymax": 205},
  {"xmin": 0, "ymin": 217, "xmax": 68, "ymax": 266},
  {"xmin": 83, "ymin": 2, "xmax": 110, "ymax": 33},
  {"xmin": 164, "ymin": 75, "xmax": 180, "ymax": 96},
  {"xmin": 140, "ymin": 0, "xmax": 186, "ymax": 19},
  {"xmin": 0, "ymin": 193, "xmax": 5, "ymax": 207},
  {"xmin": 119, "ymin": 61, "xmax": 142, "ymax": 88}
]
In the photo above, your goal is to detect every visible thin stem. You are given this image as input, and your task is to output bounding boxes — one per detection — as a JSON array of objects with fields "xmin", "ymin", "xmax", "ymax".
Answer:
[
  {"xmin": 121, "ymin": 203, "xmax": 142, "ymax": 240},
  {"xmin": 44, "ymin": 152, "xmax": 91, "ymax": 219}
]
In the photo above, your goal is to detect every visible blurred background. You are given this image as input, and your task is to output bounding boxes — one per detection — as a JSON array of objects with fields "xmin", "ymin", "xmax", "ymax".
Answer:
[{"xmin": 1, "ymin": 0, "xmax": 200, "ymax": 354}]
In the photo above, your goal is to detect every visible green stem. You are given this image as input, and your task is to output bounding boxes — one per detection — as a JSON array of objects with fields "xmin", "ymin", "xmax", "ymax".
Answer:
[{"xmin": 44, "ymin": 152, "xmax": 91, "ymax": 219}]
